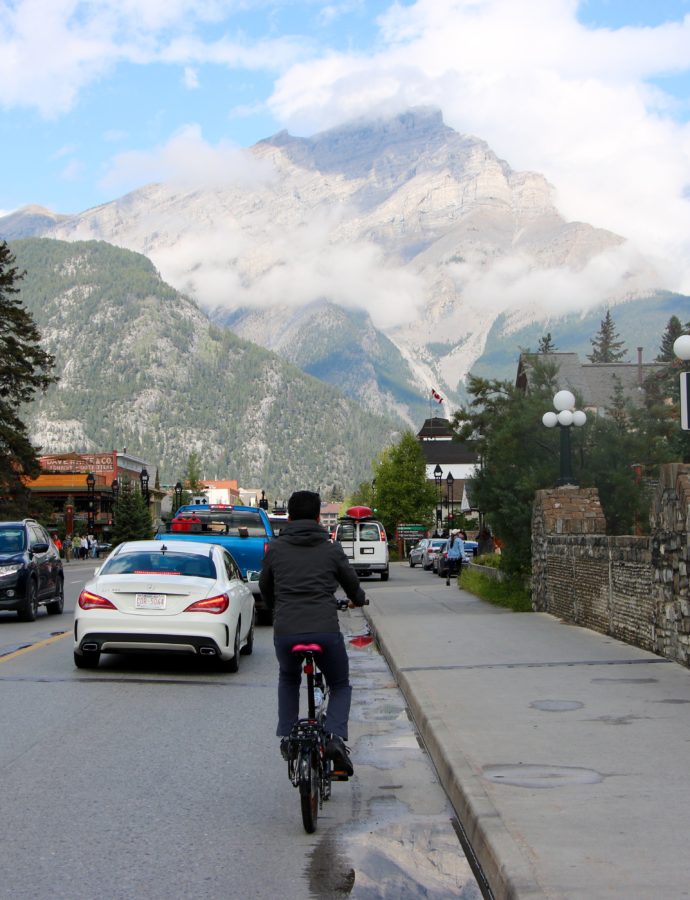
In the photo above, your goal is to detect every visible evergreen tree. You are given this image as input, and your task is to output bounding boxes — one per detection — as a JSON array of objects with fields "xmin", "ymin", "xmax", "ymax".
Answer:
[
  {"xmin": 587, "ymin": 309, "xmax": 627, "ymax": 362},
  {"xmin": 110, "ymin": 477, "xmax": 152, "ymax": 545},
  {"xmin": 184, "ymin": 452, "xmax": 205, "ymax": 496},
  {"xmin": 657, "ymin": 316, "xmax": 685, "ymax": 362},
  {"xmin": 0, "ymin": 241, "xmax": 56, "ymax": 512},
  {"xmin": 370, "ymin": 431, "xmax": 437, "ymax": 538},
  {"xmin": 537, "ymin": 332, "xmax": 558, "ymax": 353}
]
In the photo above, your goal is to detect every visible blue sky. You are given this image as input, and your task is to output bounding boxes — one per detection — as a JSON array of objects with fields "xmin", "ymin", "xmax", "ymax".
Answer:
[{"xmin": 1, "ymin": 0, "xmax": 690, "ymax": 290}]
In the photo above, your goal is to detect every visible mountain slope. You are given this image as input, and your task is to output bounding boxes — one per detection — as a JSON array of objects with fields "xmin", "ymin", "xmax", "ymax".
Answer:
[
  {"xmin": 11, "ymin": 238, "xmax": 401, "ymax": 491},
  {"xmin": 3, "ymin": 107, "xmax": 665, "ymax": 414}
]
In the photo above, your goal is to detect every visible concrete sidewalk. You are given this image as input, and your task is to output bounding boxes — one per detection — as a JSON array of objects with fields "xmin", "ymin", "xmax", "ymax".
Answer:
[{"xmin": 364, "ymin": 563, "xmax": 690, "ymax": 899}]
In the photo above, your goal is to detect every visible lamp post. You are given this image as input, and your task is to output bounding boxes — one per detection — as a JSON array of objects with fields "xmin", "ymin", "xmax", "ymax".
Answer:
[
  {"xmin": 259, "ymin": 490, "xmax": 269, "ymax": 510},
  {"xmin": 139, "ymin": 468, "xmax": 150, "ymax": 506},
  {"xmin": 674, "ymin": 335, "xmax": 690, "ymax": 431},
  {"xmin": 174, "ymin": 481, "xmax": 183, "ymax": 513},
  {"xmin": 433, "ymin": 464, "xmax": 443, "ymax": 535},
  {"xmin": 446, "ymin": 472, "xmax": 455, "ymax": 530},
  {"xmin": 86, "ymin": 472, "xmax": 96, "ymax": 533},
  {"xmin": 542, "ymin": 390, "xmax": 587, "ymax": 485},
  {"xmin": 111, "ymin": 478, "xmax": 119, "ymax": 524}
]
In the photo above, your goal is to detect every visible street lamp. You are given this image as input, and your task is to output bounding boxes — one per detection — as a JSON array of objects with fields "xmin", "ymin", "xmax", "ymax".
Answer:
[
  {"xmin": 259, "ymin": 490, "xmax": 269, "ymax": 510},
  {"xmin": 86, "ymin": 472, "xmax": 96, "ymax": 533},
  {"xmin": 139, "ymin": 468, "xmax": 150, "ymax": 506},
  {"xmin": 446, "ymin": 472, "xmax": 455, "ymax": 529},
  {"xmin": 111, "ymin": 478, "xmax": 119, "ymax": 524},
  {"xmin": 433, "ymin": 464, "xmax": 443, "ymax": 534},
  {"xmin": 174, "ymin": 481, "xmax": 183, "ymax": 513},
  {"xmin": 542, "ymin": 390, "xmax": 587, "ymax": 485},
  {"xmin": 674, "ymin": 335, "xmax": 690, "ymax": 431}
]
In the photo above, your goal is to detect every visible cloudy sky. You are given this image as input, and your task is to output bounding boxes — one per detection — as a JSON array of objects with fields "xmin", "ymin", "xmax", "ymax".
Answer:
[{"xmin": 2, "ymin": 0, "xmax": 690, "ymax": 293}]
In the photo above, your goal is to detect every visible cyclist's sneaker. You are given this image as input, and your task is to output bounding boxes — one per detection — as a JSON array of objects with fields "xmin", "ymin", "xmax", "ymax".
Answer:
[
  {"xmin": 280, "ymin": 737, "xmax": 290, "ymax": 761},
  {"xmin": 326, "ymin": 734, "xmax": 354, "ymax": 776}
]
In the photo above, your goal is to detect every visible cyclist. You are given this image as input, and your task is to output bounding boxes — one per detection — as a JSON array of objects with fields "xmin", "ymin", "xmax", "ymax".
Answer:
[{"xmin": 259, "ymin": 490, "xmax": 366, "ymax": 776}]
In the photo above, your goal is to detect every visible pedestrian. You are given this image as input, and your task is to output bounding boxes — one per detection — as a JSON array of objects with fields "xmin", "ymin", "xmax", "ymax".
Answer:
[
  {"xmin": 52, "ymin": 534, "xmax": 62, "ymax": 558},
  {"xmin": 446, "ymin": 530, "xmax": 464, "ymax": 581},
  {"xmin": 63, "ymin": 535, "xmax": 72, "ymax": 562},
  {"xmin": 72, "ymin": 535, "xmax": 80, "ymax": 559},
  {"xmin": 259, "ymin": 490, "xmax": 367, "ymax": 775},
  {"xmin": 80, "ymin": 535, "xmax": 88, "ymax": 560}
]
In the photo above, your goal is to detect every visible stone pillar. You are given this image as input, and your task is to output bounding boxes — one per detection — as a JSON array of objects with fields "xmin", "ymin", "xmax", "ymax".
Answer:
[{"xmin": 531, "ymin": 486, "xmax": 606, "ymax": 612}]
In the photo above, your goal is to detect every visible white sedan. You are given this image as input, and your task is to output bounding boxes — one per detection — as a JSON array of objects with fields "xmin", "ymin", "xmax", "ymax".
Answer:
[{"xmin": 73, "ymin": 540, "xmax": 255, "ymax": 671}]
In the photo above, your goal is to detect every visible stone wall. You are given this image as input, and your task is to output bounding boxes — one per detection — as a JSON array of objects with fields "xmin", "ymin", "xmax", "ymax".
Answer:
[{"xmin": 532, "ymin": 464, "xmax": 690, "ymax": 665}]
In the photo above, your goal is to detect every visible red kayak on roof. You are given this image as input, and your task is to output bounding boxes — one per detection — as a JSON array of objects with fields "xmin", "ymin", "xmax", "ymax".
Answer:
[{"xmin": 345, "ymin": 506, "xmax": 374, "ymax": 520}]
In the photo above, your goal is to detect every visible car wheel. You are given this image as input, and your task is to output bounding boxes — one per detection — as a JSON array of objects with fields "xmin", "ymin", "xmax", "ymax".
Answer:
[
  {"xmin": 409, "ymin": 557, "xmax": 415, "ymax": 567},
  {"xmin": 221, "ymin": 622, "xmax": 241, "ymax": 673},
  {"xmin": 74, "ymin": 650, "xmax": 100, "ymax": 669},
  {"xmin": 46, "ymin": 578, "xmax": 64, "ymax": 615},
  {"xmin": 380, "ymin": 568, "xmax": 389, "ymax": 581},
  {"xmin": 17, "ymin": 580, "xmax": 39, "ymax": 622},
  {"xmin": 240, "ymin": 611, "xmax": 255, "ymax": 655}
]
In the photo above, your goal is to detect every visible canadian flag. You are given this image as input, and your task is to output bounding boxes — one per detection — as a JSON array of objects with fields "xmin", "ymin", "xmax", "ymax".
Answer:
[{"xmin": 431, "ymin": 388, "xmax": 443, "ymax": 404}]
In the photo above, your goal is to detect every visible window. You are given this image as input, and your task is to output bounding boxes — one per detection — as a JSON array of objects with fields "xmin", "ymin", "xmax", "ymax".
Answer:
[
  {"xmin": 0, "ymin": 528, "xmax": 26, "ymax": 554},
  {"xmin": 336, "ymin": 524, "xmax": 355, "ymax": 542},
  {"xmin": 359, "ymin": 524, "xmax": 381, "ymax": 542},
  {"xmin": 172, "ymin": 510, "xmax": 268, "ymax": 537},
  {"xmin": 101, "ymin": 552, "xmax": 217, "ymax": 579}
]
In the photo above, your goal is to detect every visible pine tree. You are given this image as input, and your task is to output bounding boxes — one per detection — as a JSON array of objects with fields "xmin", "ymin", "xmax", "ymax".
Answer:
[
  {"xmin": 0, "ymin": 241, "xmax": 56, "ymax": 511},
  {"xmin": 657, "ymin": 316, "xmax": 686, "ymax": 362},
  {"xmin": 110, "ymin": 477, "xmax": 152, "ymax": 545},
  {"xmin": 537, "ymin": 332, "xmax": 558, "ymax": 353},
  {"xmin": 587, "ymin": 309, "xmax": 627, "ymax": 363}
]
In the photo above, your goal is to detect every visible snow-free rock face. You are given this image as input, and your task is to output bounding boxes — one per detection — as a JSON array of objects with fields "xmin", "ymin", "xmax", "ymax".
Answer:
[{"xmin": 18, "ymin": 107, "xmax": 657, "ymax": 415}]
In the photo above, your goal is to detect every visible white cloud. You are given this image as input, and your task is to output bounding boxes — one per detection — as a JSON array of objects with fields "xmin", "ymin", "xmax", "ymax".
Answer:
[
  {"xmin": 101, "ymin": 123, "xmax": 276, "ymax": 191},
  {"xmin": 183, "ymin": 66, "xmax": 200, "ymax": 89},
  {"xmin": 268, "ymin": 0, "xmax": 690, "ymax": 293}
]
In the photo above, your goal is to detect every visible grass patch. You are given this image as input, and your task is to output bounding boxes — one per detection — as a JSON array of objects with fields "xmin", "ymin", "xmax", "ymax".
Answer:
[{"xmin": 459, "ymin": 567, "xmax": 532, "ymax": 612}]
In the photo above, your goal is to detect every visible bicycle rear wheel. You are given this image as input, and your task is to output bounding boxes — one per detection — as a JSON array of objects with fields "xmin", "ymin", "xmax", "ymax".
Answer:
[{"xmin": 298, "ymin": 748, "xmax": 319, "ymax": 833}]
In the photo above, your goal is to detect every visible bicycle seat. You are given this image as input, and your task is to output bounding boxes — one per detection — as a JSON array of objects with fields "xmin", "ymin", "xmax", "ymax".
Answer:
[{"xmin": 291, "ymin": 643, "xmax": 323, "ymax": 654}]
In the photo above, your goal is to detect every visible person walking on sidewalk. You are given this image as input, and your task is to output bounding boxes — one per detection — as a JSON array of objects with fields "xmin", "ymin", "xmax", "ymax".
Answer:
[{"xmin": 259, "ymin": 490, "xmax": 366, "ymax": 775}]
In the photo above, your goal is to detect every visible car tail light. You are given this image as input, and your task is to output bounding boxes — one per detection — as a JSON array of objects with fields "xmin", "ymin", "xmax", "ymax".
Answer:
[
  {"xmin": 263, "ymin": 541, "xmax": 269, "ymax": 555},
  {"xmin": 78, "ymin": 590, "xmax": 117, "ymax": 610},
  {"xmin": 184, "ymin": 593, "xmax": 229, "ymax": 614}
]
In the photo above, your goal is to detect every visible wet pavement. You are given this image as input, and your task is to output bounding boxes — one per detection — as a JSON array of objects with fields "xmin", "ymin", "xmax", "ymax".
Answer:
[{"xmin": 364, "ymin": 563, "xmax": 690, "ymax": 899}]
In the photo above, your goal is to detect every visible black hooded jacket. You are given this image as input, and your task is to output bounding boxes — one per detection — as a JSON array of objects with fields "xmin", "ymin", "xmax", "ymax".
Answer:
[{"xmin": 259, "ymin": 519, "xmax": 366, "ymax": 635}]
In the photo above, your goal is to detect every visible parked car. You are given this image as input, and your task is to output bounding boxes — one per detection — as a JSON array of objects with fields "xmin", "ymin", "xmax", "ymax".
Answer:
[
  {"xmin": 73, "ymin": 540, "xmax": 255, "ymax": 670},
  {"xmin": 408, "ymin": 538, "xmax": 430, "ymax": 567},
  {"xmin": 0, "ymin": 519, "xmax": 64, "ymax": 621},
  {"xmin": 421, "ymin": 538, "xmax": 447, "ymax": 570},
  {"xmin": 436, "ymin": 539, "xmax": 469, "ymax": 577}
]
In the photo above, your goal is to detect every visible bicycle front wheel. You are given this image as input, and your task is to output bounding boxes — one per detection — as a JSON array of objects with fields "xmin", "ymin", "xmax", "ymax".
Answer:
[{"xmin": 298, "ymin": 748, "xmax": 319, "ymax": 833}]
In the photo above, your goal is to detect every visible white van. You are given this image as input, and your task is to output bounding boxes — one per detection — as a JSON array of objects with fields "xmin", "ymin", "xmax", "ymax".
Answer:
[{"xmin": 334, "ymin": 506, "xmax": 390, "ymax": 581}]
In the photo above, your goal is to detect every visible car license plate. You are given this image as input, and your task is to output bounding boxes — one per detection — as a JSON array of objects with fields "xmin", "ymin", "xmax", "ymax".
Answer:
[{"xmin": 135, "ymin": 593, "xmax": 166, "ymax": 610}]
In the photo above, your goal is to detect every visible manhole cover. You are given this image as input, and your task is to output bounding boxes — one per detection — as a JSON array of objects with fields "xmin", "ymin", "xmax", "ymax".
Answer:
[
  {"xmin": 482, "ymin": 764, "xmax": 603, "ymax": 788},
  {"xmin": 530, "ymin": 699, "xmax": 584, "ymax": 712}
]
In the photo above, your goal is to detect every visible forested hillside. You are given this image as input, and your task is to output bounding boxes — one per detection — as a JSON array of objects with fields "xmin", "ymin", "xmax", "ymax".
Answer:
[{"xmin": 12, "ymin": 238, "xmax": 402, "ymax": 491}]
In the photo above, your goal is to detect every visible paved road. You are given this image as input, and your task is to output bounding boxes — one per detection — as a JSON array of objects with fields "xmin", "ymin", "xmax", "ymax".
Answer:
[
  {"xmin": 366, "ymin": 562, "xmax": 690, "ymax": 900},
  {"xmin": 0, "ymin": 562, "xmax": 480, "ymax": 899}
]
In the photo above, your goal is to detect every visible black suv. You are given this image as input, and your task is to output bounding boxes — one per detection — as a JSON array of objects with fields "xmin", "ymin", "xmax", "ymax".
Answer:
[{"xmin": 0, "ymin": 520, "xmax": 64, "ymax": 621}]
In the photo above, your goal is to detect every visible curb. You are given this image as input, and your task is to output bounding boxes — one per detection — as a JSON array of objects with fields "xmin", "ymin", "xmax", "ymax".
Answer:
[{"xmin": 365, "ymin": 608, "xmax": 548, "ymax": 900}]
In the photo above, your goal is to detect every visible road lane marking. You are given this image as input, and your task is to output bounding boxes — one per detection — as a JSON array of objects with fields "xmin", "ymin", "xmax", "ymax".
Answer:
[{"xmin": 0, "ymin": 631, "xmax": 70, "ymax": 663}]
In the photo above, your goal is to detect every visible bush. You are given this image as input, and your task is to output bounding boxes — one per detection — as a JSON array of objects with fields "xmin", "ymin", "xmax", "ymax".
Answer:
[
  {"xmin": 459, "ymin": 566, "xmax": 532, "ymax": 612},
  {"xmin": 474, "ymin": 553, "xmax": 501, "ymax": 568}
]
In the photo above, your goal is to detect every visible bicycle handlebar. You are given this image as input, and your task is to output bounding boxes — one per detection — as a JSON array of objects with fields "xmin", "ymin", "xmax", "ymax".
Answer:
[{"xmin": 337, "ymin": 595, "xmax": 369, "ymax": 610}]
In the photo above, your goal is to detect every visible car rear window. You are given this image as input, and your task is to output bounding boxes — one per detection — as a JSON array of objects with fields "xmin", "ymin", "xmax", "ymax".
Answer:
[
  {"xmin": 0, "ymin": 528, "xmax": 26, "ymax": 553},
  {"xmin": 359, "ymin": 524, "xmax": 382, "ymax": 542},
  {"xmin": 171, "ymin": 510, "xmax": 268, "ymax": 537},
  {"xmin": 100, "ymin": 552, "xmax": 217, "ymax": 579}
]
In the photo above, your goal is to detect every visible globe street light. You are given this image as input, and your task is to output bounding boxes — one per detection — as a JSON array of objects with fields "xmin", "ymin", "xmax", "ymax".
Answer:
[
  {"xmin": 139, "ymin": 468, "xmax": 150, "ymax": 506},
  {"xmin": 433, "ymin": 464, "xmax": 443, "ymax": 534},
  {"xmin": 111, "ymin": 478, "xmax": 119, "ymax": 525},
  {"xmin": 86, "ymin": 472, "xmax": 96, "ymax": 533},
  {"xmin": 174, "ymin": 481, "xmax": 183, "ymax": 513},
  {"xmin": 674, "ymin": 335, "xmax": 690, "ymax": 431},
  {"xmin": 446, "ymin": 471, "xmax": 455, "ymax": 529},
  {"xmin": 542, "ymin": 390, "xmax": 587, "ymax": 485}
]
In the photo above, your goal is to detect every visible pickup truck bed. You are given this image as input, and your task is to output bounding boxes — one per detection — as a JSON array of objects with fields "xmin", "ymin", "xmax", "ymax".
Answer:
[{"xmin": 155, "ymin": 503, "xmax": 274, "ymax": 623}]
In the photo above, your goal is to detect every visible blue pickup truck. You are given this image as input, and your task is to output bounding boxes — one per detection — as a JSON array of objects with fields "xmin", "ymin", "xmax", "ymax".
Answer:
[{"xmin": 155, "ymin": 503, "xmax": 274, "ymax": 623}]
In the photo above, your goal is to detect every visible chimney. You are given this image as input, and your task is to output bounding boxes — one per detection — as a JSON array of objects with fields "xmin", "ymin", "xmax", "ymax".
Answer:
[{"xmin": 637, "ymin": 347, "xmax": 643, "ymax": 385}]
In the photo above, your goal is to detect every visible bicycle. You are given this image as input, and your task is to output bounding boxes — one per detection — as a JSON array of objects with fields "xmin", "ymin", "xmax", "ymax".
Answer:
[{"xmin": 283, "ymin": 598, "xmax": 363, "ymax": 833}]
